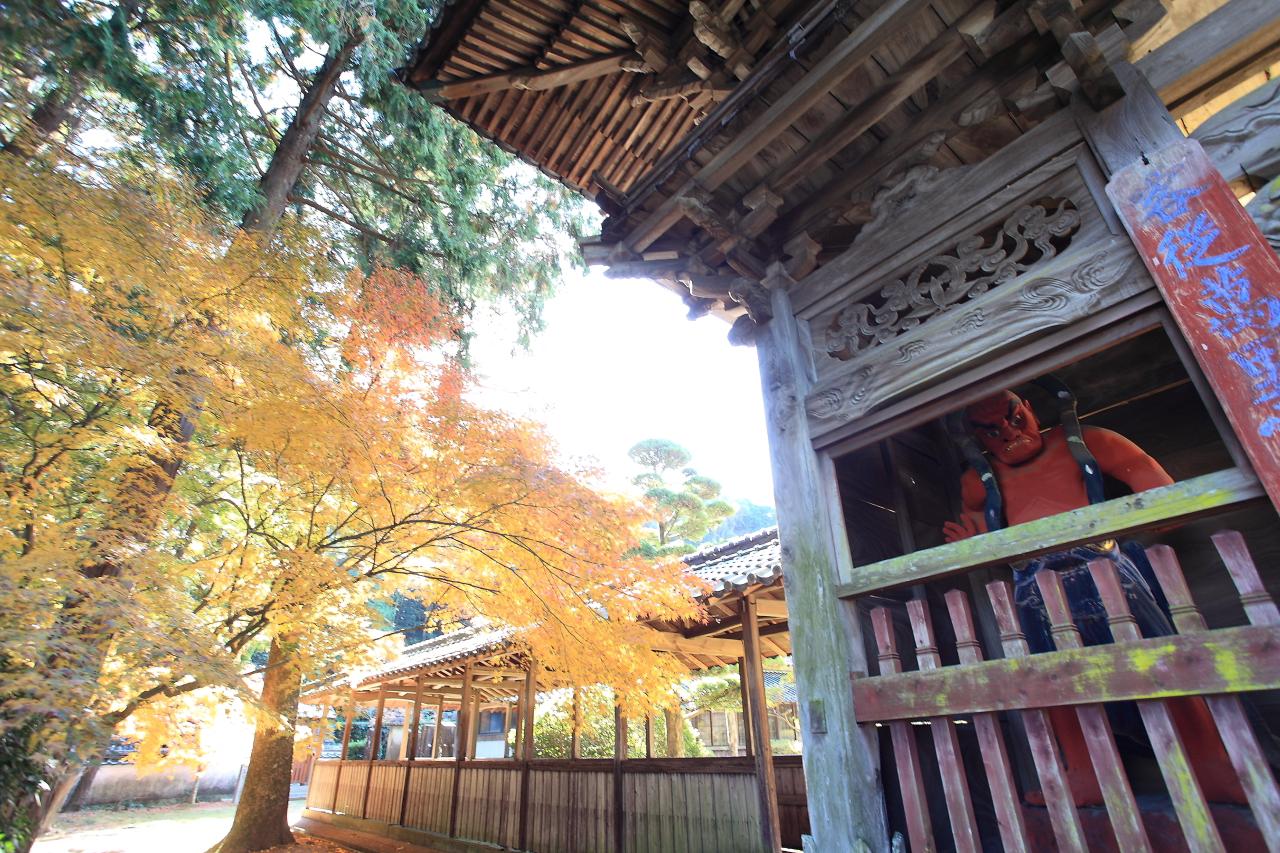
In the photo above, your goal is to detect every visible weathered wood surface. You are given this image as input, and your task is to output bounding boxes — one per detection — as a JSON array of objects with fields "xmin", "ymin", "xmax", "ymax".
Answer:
[
  {"xmin": 907, "ymin": 599, "xmax": 981, "ymax": 853},
  {"xmin": 1035, "ymin": 569, "xmax": 1151, "ymax": 852},
  {"xmin": 790, "ymin": 109, "xmax": 1082, "ymax": 316},
  {"xmin": 1191, "ymin": 76, "xmax": 1280, "ymax": 188},
  {"xmin": 853, "ymin": 622, "xmax": 1280, "ymax": 721},
  {"xmin": 1088, "ymin": 558, "xmax": 1226, "ymax": 852},
  {"xmin": 837, "ymin": 467, "xmax": 1263, "ymax": 596},
  {"xmin": 772, "ymin": 757, "xmax": 809, "ymax": 851},
  {"xmin": 401, "ymin": 762, "xmax": 454, "ymax": 835},
  {"xmin": 754, "ymin": 278, "xmax": 887, "ymax": 851},
  {"xmin": 318, "ymin": 757, "xmax": 805, "ymax": 852},
  {"xmin": 306, "ymin": 761, "xmax": 339, "ymax": 810},
  {"xmin": 740, "ymin": 596, "xmax": 780, "ymax": 853},
  {"xmin": 1147, "ymin": 543, "xmax": 1280, "ymax": 852},
  {"xmin": 334, "ymin": 762, "xmax": 370, "ymax": 817},
  {"xmin": 869, "ymin": 608, "xmax": 934, "ymax": 853},
  {"xmin": 454, "ymin": 765, "xmax": 521, "ymax": 847},
  {"xmin": 942, "ymin": 591, "xmax": 1030, "ymax": 853},
  {"xmin": 985, "ymin": 581, "xmax": 1086, "ymax": 851},
  {"xmin": 364, "ymin": 762, "xmax": 408, "ymax": 824},
  {"xmin": 528, "ymin": 768, "xmax": 613, "ymax": 853},
  {"xmin": 1134, "ymin": 0, "xmax": 1280, "ymax": 116},
  {"xmin": 1107, "ymin": 139, "xmax": 1280, "ymax": 512},
  {"xmin": 624, "ymin": 769, "xmax": 767, "ymax": 852}
]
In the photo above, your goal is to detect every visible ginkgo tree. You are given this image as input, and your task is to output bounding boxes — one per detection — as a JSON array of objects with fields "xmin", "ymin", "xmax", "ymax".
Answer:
[{"xmin": 0, "ymin": 152, "xmax": 703, "ymax": 852}]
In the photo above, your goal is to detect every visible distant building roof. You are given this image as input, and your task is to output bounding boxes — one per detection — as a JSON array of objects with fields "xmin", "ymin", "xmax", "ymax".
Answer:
[
  {"xmin": 359, "ymin": 622, "xmax": 514, "ymax": 686},
  {"xmin": 684, "ymin": 527, "xmax": 781, "ymax": 597},
  {"xmin": 318, "ymin": 528, "xmax": 785, "ymax": 692}
]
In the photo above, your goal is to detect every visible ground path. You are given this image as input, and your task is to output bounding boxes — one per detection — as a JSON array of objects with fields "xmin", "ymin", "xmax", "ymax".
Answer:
[{"xmin": 34, "ymin": 800, "xmax": 323, "ymax": 853}]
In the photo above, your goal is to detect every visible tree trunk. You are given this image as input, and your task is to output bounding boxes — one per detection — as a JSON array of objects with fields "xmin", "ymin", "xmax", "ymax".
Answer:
[
  {"xmin": 240, "ymin": 36, "xmax": 361, "ymax": 235},
  {"xmin": 216, "ymin": 634, "xmax": 303, "ymax": 852},
  {"xmin": 63, "ymin": 763, "xmax": 102, "ymax": 812},
  {"xmin": 2, "ymin": 79, "xmax": 84, "ymax": 159}
]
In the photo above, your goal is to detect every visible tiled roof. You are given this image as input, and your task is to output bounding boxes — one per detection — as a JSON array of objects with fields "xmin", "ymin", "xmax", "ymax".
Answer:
[
  {"xmin": 683, "ymin": 527, "xmax": 781, "ymax": 597},
  {"xmin": 333, "ymin": 529, "xmax": 783, "ymax": 686},
  {"xmin": 357, "ymin": 622, "xmax": 514, "ymax": 686}
]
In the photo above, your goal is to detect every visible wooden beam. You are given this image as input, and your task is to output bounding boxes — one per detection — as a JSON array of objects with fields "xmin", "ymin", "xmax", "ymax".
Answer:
[
  {"xmin": 613, "ymin": 705, "xmax": 627, "ymax": 853},
  {"xmin": 1135, "ymin": 0, "xmax": 1280, "ymax": 116},
  {"xmin": 361, "ymin": 686, "xmax": 387, "ymax": 818},
  {"xmin": 623, "ymin": 0, "xmax": 936, "ymax": 253},
  {"xmin": 449, "ymin": 663, "xmax": 474, "ymax": 836},
  {"xmin": 431, "ymin": 696, "xmax": 445, "ymax": 759},
  {"xmin": 408, "ymin": 679, "xmax": 423, "ymax": 759},
  {"xmin": 759, "ymin": 6, "xmax": 988, "ymax": 199},
  {"xmin": 420, "ymin": 51, "xmax": 644, "ymax": 101},
  {"xmin": 755, "ymin": 271, "xmax": 887, "ymax": 849},
  {"xmin": 742, "ymin": 598, "xmax": 782, "ymax": 852},
  {"xmin": 753, "ymin": 599, "xmax": 788, "ymax": 620},
  {"xmin": 646, "ymin": 630, "xmax": 746, "ymax": 657},
  {"xmin": 854, "ymin": 623, "xmax": 1280, "ymax": 721},
  {"xmin": 837, "ymin": 468, "xmax": 1263, "ymax": 597},
  {"xmin": 1191, "ymin": 76, "xmax": 1280, "ymax": 189}
]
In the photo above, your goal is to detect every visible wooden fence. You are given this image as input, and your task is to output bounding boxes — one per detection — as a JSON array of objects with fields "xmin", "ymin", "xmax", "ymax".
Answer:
[
  {"xmin": 305, "ymin": 754, "xmax": 808, "ymax": 851},
  {"xmin": 849, "ymin": 521, "xmax": 1280, "ymax": 851}
]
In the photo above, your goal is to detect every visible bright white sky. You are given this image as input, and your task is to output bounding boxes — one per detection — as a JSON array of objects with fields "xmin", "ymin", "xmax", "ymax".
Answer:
[{"xmin": 468, "ymin": 267, "xmax": 776, "ymax": 506}]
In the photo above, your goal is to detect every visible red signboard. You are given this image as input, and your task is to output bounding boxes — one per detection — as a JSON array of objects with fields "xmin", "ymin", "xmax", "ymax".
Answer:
[{"xmin": 1107, "ymin": 139, "xmax": 1280, "ymax": 510}]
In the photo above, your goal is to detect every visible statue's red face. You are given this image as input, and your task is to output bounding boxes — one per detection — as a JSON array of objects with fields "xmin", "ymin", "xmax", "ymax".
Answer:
[{"xmin": 967, "ymin": 392, "xmax": 1043, "ymax": 466}]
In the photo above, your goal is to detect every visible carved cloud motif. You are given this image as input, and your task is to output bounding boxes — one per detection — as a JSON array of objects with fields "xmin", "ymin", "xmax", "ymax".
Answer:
[{"xmin": 822, "ymin": 199, "xmax": 1081, "ymax": 359}]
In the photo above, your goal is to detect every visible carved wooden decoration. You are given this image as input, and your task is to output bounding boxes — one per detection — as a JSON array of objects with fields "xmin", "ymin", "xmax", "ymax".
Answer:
[
  {"xmin": 821, "ymin": 199, "xmax": 1081, "ymax": 359},
  {"xmin": 798, "ymin": 137, "xmax": 1157, "ymax": 442}
]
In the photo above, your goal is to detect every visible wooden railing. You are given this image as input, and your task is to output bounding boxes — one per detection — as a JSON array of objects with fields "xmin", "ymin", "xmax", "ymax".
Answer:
[
  {"xmin": 306, "ymin": 754, "xmax": 808, "ymax": 852},
  {"xmin": 844, "ymin": 504, "xmax": 1280, "ymax": 851}
]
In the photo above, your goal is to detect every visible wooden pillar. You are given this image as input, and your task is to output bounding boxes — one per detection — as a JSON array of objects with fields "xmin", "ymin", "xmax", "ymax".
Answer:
[
  {"xmin": 431, "ymin": 696, "xmax": 444, "ymax": 759},
  {"xmin": 644, "ymin": 715, "xmax": 654, "ymax": 759},
  {"xmin": 613, "ymin": 704, "xmax": 627, "ymax": 853},
  {"xmin": 449, "ymin": 663, "xmax": 474, "ymax": 837},
  {"xmin": 398, "ymin": 678, "xmax": 424, "ymax": 827},
  {"xmin": 664, "ymin": 707, "xmax": 683, "ymax": 758},
  {"xmin": 754, "ymin": 270, "xmax": 886, "ymax": 849},
  {"xmin": 407, "ymin": 678, "xmax": 423, "ymax": 760},
  {"xmin": 361, "ymin": 686, "xmax": 387, "ymax": 819},
  {"xmin": 314, "ymin": 703, "xmax": 331, "ymax": 772},
  {"xmin": 743, "ymin": 596, "xmax": 782, "ymax": 852},
  {"xmin": 518, "ymin": 657, "xmax": 537, "ymax": 851},
  {"xmin": 332, "ymin": 690, "xmax": 356, "ymax": 813},
  {"xmin": 512, "ymin": 694, "xmax": 524, "ymax": 759},
  {"xmin": 570, "ymin": 687, "xmax": 582, "ymax": 759},
  {"xmin": 738, "ymin": 657, "xmax": 755, "ymax": 757}
]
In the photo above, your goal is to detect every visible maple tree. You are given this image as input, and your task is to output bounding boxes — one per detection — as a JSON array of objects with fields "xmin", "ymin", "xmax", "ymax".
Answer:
[{"xmin": 0, "ymin": 151, "xmax": 701, "ymax": 852}]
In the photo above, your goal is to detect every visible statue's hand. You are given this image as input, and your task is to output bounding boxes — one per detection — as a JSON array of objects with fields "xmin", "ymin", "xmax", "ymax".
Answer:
[{"xmin": 943, "ymin": 515, "xmax": 982, "ymax": 543}]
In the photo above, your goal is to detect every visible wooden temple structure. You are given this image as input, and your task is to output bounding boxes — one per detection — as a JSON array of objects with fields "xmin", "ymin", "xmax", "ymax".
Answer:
[
  {"xmin": 307, "ymin": 0, "xmax": 1280, "ymax": 848},
  {"xmin": 302, "ymin": 530, "xmax": 812, "ymax": 851}
]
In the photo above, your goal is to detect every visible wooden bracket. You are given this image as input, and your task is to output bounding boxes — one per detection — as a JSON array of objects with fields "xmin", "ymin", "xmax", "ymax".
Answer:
[{"xmin": 1029, "ymin": 0, "xmax": 1123, "ymax": 109}]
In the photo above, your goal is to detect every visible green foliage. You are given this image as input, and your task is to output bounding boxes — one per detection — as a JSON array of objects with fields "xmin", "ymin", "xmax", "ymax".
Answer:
[
  {"xmin": 2, "ymin": 0, "xmax": 590, "ymax": 343},
  {"xmin": 532, "ymin": 691, "xmax": 704, "ymax": 759},
  {"xmin": 700, "ymin": 500, "xmax": 776, "ymax": 545},
  {"xmin": 627, "ymin": 440, "xmax": 734, "ymax": 556}
]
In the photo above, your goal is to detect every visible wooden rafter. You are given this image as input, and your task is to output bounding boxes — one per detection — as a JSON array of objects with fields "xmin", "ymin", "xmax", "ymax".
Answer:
[{"xmin": 420, "ymin": 50, "xmax": 646, "ymax": 101}]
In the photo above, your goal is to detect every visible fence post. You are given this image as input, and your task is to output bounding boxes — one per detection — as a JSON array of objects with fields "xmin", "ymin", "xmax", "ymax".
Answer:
[
  {"xmin": 519, "ymin": 657, "xmax": 537, "ymax": 851},
  {"xmin": 399, "ymin": 676, "xmax": 424, "ymax": 826},
  {"xmin": 614, "ymin": 704, "xmax": 627, "ymax": 853},
  {"xmin": 331, "ymin": 689, "xmax": 356, "ymax": 813},
  {"xmin": 361, "ymin": 686, "xmax": 387, "ymax": 819},
  {"xmin": 742, "ymin": 596, "xmax": 781, "ymax": 852},
  {"xmin": 449, "ymin": 662, "xmax": 475, "ymax": 838}
]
